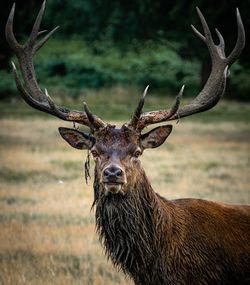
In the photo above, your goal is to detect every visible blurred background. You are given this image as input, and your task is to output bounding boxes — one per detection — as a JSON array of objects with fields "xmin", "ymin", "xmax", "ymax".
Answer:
[
  {"xmin": 1, "ymin": 0, "xmax": 250, "ymax": 103},
  {"xmin": 0, "ymin": 1, "xmax": 249, "ymax": 284}
]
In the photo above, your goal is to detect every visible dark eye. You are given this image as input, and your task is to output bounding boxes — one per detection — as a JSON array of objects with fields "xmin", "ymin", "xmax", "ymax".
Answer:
[
  {"xmin": 91, "ymin": 150, "xmax": 99, "ymax": 158},
  {"xmin": 133, "ymin": 150, "xmax": 141, "ymax": 158}
]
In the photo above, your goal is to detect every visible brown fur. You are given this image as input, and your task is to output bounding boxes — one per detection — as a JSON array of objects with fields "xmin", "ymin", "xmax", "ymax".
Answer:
[
  {"xmin": 59, "ymin": 124, "xmax": 250, "ymax": 284},
  {"xmin": 85, "ymin": 125, "xmax": 250, "ymax": 285}
]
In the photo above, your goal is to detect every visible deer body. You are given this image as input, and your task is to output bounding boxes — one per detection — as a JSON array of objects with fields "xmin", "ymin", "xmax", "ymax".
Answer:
[
  {"xmin": 6, "ymin": 2, "xmax": 249, "ymax": 285},
  {"xmin": 96, "ymin": 186, "xmax": 250, "ymax": 285},
  {"xmin": 93, "ymin": 127, "xmax": 250, "ymax": 285}
]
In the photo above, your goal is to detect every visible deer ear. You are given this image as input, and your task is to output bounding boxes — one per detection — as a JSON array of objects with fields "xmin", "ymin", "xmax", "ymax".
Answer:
[
  {"xmin": 140, "ymin": 125, "xmax": 173, "ymax": 149},
  {"xmin": 58, "ymin": 127, "xmax": 95, "ymax": 150}
]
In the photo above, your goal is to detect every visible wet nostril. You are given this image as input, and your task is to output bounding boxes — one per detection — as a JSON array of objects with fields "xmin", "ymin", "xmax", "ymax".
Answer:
[
  {"xmin": 115, "ymin": 169, "xmax": 122, "ymax": 177},
  {"xmin": 103, "ymin": 169, "xmax": 111, "ymax": 178}
]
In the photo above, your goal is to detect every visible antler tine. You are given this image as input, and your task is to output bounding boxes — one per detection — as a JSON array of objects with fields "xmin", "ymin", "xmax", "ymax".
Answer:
[
  {"xmin": 6, "ymin": 2, "xmax": 106, "ymax": 130},
  {"xmin": 84, "ymin": 102, "xmax": 105, "ymax": 131},
  {"xmin": 170, "ymin": 85, "xmax": 184, "ymax": 113},
  {"xmin": 215, "ymin": 29, "xmax": 225, "ymax": 50},
  {"xmin": 34, "ymin": 26, "xmax": 60, "ymax": 53},
  {"xmin": 133, "ymin": 8, "xmax": 244, "ymax": 129},
  {"xmin": 29, "ymin": 0, "xmax": 46, "ymax": 46},
  {"xmin": 191, "ymin": 25, "xmax": 205, "ymax": 42},
  {"xmin": 5, "ymin": 3, "xmax": 21, "ymax": 53},
  {"xmin": 195, "ymin": 7, "xmax": 214, "ymax": 46},
  {"xmin": 37, "ymin": 30, "xmax": 47, "ymax": 36},
  {"xmin": 215, "ymin": 28, "xmax": 226, "ymax": 58},
  {"xmin": 193, "ymin": 8, "xmax": 226, "ymax": 63},
  {"xmin": 227, "ymin": 8, "xmax": 245, "ymax": 66},
  {"xmin": 136, "ymin": 85, "xmax": 184, "ymax": 130},
  {"xmin": 128, "ymin": 85, "xmax": 149, "ymax": 129}
]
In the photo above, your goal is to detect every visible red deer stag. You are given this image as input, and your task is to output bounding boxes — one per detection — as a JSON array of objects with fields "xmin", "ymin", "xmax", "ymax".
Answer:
[{"xmin": 6, "ymin": 2, "xmax": 250, "ymax": 285}]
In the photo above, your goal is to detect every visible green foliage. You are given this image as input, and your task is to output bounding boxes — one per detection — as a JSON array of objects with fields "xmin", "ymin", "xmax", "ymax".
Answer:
[
  {"xmin": 1, "ymin": 38, "xmax": 249, "ymax": 102},
  {"xmin": 229, "ymin": 63, "xmax": 250, "ymax": 101},
  {"xmin": 0, "ymin": 70, "xmax": 16, "ymax": 100},
  {"xmin": 1, "ymin": 1, "xmax": 249, "ymax": 101},
  {"xmin": 31, "ymin": 39, "xmax": 199, "ymax": 97}
]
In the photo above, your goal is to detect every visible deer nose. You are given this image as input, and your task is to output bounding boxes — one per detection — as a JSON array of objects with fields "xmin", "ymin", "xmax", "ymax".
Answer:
[{"xmin": 103, "ymin": 166, "xmax": 123, "ymax": 182}]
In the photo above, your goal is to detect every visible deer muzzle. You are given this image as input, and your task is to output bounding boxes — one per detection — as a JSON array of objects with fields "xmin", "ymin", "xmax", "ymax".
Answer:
[{"xmin": 102, "ymin": 165, "xmax": 126, "ymax": 195}]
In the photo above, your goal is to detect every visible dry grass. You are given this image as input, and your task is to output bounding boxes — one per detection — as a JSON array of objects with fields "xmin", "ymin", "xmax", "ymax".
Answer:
[{"xmin": 0, "ymin": 116, "xmax": 249, "ymax": 284}]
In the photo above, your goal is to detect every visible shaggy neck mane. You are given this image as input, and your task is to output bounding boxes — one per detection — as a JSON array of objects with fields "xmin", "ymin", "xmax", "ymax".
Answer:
[{"xmin": 93, "ymin": 168, "xmax": 169, "ymax": 284}]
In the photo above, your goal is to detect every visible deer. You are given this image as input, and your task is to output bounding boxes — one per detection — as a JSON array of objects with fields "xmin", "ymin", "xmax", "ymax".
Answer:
[{"xmin": 6, "ymin": 2, "xmax": 250, "ymax": 285}]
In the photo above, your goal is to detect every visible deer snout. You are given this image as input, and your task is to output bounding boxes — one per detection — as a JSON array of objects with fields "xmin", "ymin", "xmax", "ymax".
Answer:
[
  {"xmin": 103, "ymin": 165, "xmax": 125, "ymax": 184},
  {"xmin": 102, "ymin": 165, "xmax": 126, "ymax": 195}
]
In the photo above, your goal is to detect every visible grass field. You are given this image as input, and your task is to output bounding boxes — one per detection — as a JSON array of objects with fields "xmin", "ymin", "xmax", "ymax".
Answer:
[{"xmin": 0, "ymin": 97, "xmax": 249, "ymax": 284}]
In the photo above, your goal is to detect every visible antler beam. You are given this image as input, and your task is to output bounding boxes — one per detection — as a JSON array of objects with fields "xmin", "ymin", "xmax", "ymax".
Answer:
[
  {"xmin": 129, "ymin": 7, "xmax": 245, "ymax": 131},
  {"xmin": 6, "ymin": 1, "xmax": 105, "ymax": 131}
]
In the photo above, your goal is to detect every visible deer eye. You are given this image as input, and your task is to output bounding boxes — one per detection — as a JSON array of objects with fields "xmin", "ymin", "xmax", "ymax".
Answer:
[
  {"xmin": 133, "ymin": 150, "xmax": 142, "ymax": 158},
  {"xmin": 91, "ymin": 150, "xmax": 99, "ymax": 158}
]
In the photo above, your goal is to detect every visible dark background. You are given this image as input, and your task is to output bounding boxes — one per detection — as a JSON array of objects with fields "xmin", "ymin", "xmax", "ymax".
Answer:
[{"xmin": 1, "ymin": 0, "xmax": 249, "ymax": 100}]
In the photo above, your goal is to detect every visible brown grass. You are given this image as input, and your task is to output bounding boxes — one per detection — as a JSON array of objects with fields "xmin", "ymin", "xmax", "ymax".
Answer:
[{"xmin": 0, "ymin": 117, "xmax": 249, "ymax": 284}]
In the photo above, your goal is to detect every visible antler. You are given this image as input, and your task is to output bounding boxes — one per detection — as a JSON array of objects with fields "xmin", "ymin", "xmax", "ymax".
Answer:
[
  {"xmin": 129, "ymin": 7, "xmax": 245, "ymax": 131},
  {"xmin": 6, "ymin": 1, "xmax": 105, "ymax": 131}
]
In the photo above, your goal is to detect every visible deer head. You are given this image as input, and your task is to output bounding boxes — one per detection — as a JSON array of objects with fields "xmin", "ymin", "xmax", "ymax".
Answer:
[
  {"xmin": 58, "ymin": 84, "xmax": 177, "ymax": 195},
  {"xmin": 6, "ymin": 2, "xmax": 245, "ymax": 197},
  {"xmin": 59, "ymin": 122, "xmax": 173, "ymax": 195}
]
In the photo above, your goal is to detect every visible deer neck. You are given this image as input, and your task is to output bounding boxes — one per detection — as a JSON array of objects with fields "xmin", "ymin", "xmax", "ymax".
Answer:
[{"xmin": 93, "ymin": 168, "xmax": 171, "ymax": 282}]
